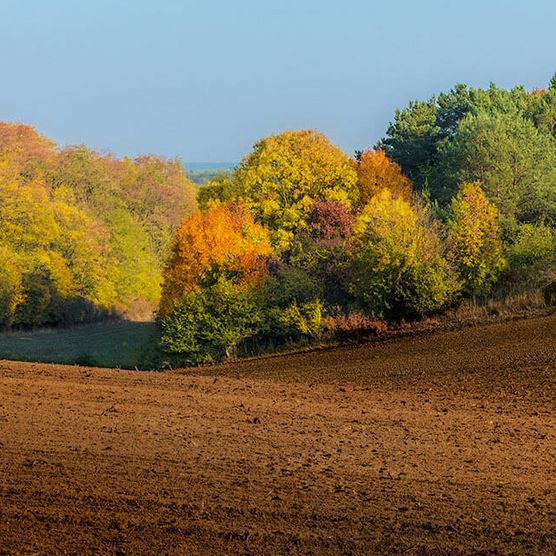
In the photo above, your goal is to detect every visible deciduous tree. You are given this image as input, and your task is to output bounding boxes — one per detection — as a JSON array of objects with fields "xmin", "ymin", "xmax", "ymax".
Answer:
[
  {"xmin": 351, "ymin": 189, "xmax": 459, "ymax": 317},
  {"xmin": 354, "ymin": 149, "xmax": 412, "ymax": 204},
  {"xmin": 234, "ymin": 130, "xmax": 358, "ymax": 248},
  {"xmin": 447, "ymin": 181, "xmax": 506, "ymax": 296},
  {"xmin": 160, "ymin": 204, "xmax": 272, "ymax": 316}
]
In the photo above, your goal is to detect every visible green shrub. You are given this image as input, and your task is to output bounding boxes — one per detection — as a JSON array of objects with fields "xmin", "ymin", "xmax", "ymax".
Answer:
[
  {"xmin": 509, "ymin": 223, "xmax": 554, "ymax": 269},
  {"xmin": 350, "ymin": 190, "xmax": 459, "ymax": 318},
  {"xmin": 262, "ymin": 300, "xmax": 323, "ymax": 344},
  {"xmin": 160, "ymin": 279, "xmax": 263, "ymax": 364},
  {"xmin": 497, "ymin": 223, "xmax": 556, "ymax": 294}
]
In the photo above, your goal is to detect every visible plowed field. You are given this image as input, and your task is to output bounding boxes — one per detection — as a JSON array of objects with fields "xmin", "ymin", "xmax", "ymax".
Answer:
[{"xmin": 1, "ymin": 315, "xmax": 555, "ymax": 554}]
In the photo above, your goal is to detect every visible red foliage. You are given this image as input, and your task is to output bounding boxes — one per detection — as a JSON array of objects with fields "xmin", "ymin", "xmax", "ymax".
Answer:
[
  {"xmin": 307, "ymin": 200, "xmax": 354, "ymax": 242},
  {"xmin": 0, "ymin": 123, "xmax": 56, "ymax": 174},
  {"xmin": 322, "ymin": 312, "xmax": 388, "ymax": 339}
]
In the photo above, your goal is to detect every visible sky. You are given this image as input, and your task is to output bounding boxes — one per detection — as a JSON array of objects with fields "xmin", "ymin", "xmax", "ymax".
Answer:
[{"xmin": 1, "ymin": 0, "xmax": 556, "ymax": 164}]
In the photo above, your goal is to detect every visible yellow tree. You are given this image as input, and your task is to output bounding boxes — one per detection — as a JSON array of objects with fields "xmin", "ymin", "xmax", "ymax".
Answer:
[
  {"xmin": 160, "ymin": 203, "xmax": 272, "ymax": 316},
  {"xmin": 0, "ymin": 167, "xmax": 119, "ymax": 325},
  {"xmin": 0, "ymin": 121, "xmax": 200, "ymax": 326},
  {"xmin": 354, "ymin": 148, "xmax": 412, "ymax": 204},
  {"xmin": 234, "ymin": 130, "xmax": 358, "ymax": 248},
  {"xmin": 0, "ymin": 122, "xmax": 55, "ymax": 177},
  {"xmin": 0, "ymin": 243, "xmax": 24, "ymax": 327},
  {"xmin": 447, "ymin": 181, "xmax": 506, "ymax": 295},
  {"xmin": 351, "ymin": 189, "xmax": 459, "ymax": 317}
]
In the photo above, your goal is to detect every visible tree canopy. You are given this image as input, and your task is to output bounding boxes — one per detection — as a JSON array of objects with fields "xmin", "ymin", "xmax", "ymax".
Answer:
[
  {"xmin": 0, "ymin": 123, "xmax": 196, "ymax": 327},
  {"xmin": 233, "ymin": 129, "xmax": 359, "ymax": 248},
  {"xmin": 4, "ymin": 74, "xmax": 556, "ymax": 367},
  {"xmin": 377, "ymin": 80, "xmax": 556, "ymax": 231}
]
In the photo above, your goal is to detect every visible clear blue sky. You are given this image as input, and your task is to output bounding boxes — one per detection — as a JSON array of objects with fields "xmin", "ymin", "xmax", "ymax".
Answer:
[{"xmin": 1, "ymin": 0, "xmax": 555, "ymax": 164}]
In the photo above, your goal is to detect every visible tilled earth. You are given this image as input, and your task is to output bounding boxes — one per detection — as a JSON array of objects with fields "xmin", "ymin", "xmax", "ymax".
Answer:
[{"xmin": 0, "ymin": 315, "xmax": 555, "ymax": 555}]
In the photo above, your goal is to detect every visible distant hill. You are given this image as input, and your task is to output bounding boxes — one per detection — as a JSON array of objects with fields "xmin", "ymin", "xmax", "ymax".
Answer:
[
  {"xmin": 185, "ymin": 162, "xmax": 235, "ymax": 184},
  {"xmin": 185, "ymin": 162, "xmax": 235, "ymax": 171}
]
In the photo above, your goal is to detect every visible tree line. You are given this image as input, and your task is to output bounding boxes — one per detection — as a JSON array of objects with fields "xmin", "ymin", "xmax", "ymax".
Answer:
[
  {"xmin": 2, "ymin": 74, "xmax": 555, "ymax": 368},
  {"xmin": 158, "ymin": 75, "xmax": 556, "ymax": 365},
  {"xmin": 0, "ymin": 123, "xmax": 196, "ymax": 328}
]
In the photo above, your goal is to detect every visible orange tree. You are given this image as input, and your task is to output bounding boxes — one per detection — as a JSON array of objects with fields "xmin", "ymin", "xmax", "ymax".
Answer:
[
  {"xmin": 354, "ymin": 148, "xmax": 412, "ymax": 204},
  {"xmin": 159, "ymin": 203, "xmax": 272, "ymax": 316}
]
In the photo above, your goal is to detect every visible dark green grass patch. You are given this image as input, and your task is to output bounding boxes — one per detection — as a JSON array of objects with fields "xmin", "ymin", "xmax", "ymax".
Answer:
[{"xmin": 0, "ymin": 321, "xmax": 158, "ymax": 369}]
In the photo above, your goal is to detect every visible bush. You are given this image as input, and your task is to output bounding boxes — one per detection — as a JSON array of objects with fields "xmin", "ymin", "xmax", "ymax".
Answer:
[
  {"xmin": 161, "ymin": 279, "xmax": 263, "ymax": 364},
  {"xmin": 322, "ymin": 312, "xmax": 387, "ymax": 339},
  {"xmin": 350, "ymin": 190, "xmax": 460, "ymax": 318},
  {"xmin": 250, "ymin": 261, "xmax": 326, "ymax": 349},
  {"xmin": 262, "ymin": 300, "xmax": 323, "ymax": 344},
  {"xmin": 509, "ymin": 224, "xmax": 555, "ymax": 282},
  {"xmin": 263, "ymin": 263, "xmax": 323, "ymax": 307},
  {"xmin": 494, "ymin": 223, "xmax": 555, "ymax": 296}
]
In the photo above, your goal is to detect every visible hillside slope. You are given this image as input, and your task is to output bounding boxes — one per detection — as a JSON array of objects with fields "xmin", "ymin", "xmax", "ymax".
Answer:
[{"xmin": 0, "ymin": 315, "xmax": 555, "ymax": 554}]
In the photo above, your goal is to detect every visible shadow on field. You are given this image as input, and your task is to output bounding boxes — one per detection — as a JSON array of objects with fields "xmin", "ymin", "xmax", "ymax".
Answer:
[{"xmin": 0, "ymin": 321, "xmax": 158, "ymax": 369}]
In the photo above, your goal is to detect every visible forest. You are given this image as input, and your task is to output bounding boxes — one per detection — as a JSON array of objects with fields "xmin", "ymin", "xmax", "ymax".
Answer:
[
  {"xmin": 0, "ymin": 124, "xmax": 196, "ymax": 327},
  {"xmin": 1, "ymin": 75, "xmax": 555, "ymax": 366}
]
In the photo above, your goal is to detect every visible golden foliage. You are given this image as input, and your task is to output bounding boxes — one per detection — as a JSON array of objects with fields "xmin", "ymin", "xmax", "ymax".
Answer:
[
  {"xmin": 447, "ymin": 181, "xmax": 506, "ymax": 295},
  {"xmin": 234, "ymin": 130, "xmax": 358, "ymax": 248},
  {"xmin": 354, "ymin": 149, "xmax": 412, "ymax": 204},
  {"xmin": 160, "ymin": 204, "xmax": 272, "ymax": 316},
  {"xmin": 0, "ymin": 123, "xmax": 198, "ymax": 326},
  {"xmin": 351, "ymin": 189, "xmax": 459, "ymax": 316}
]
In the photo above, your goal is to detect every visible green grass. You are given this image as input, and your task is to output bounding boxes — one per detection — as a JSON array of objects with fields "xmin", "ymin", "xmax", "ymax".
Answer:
[{"xmin": 0, "ymin": 321, "xmax": 158, "ymax": 369}]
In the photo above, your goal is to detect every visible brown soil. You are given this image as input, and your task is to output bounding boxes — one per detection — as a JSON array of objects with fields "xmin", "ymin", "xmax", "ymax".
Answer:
[{"xmin": 1, "ymin": 315, "xmax": 555, "ymax": 555}]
